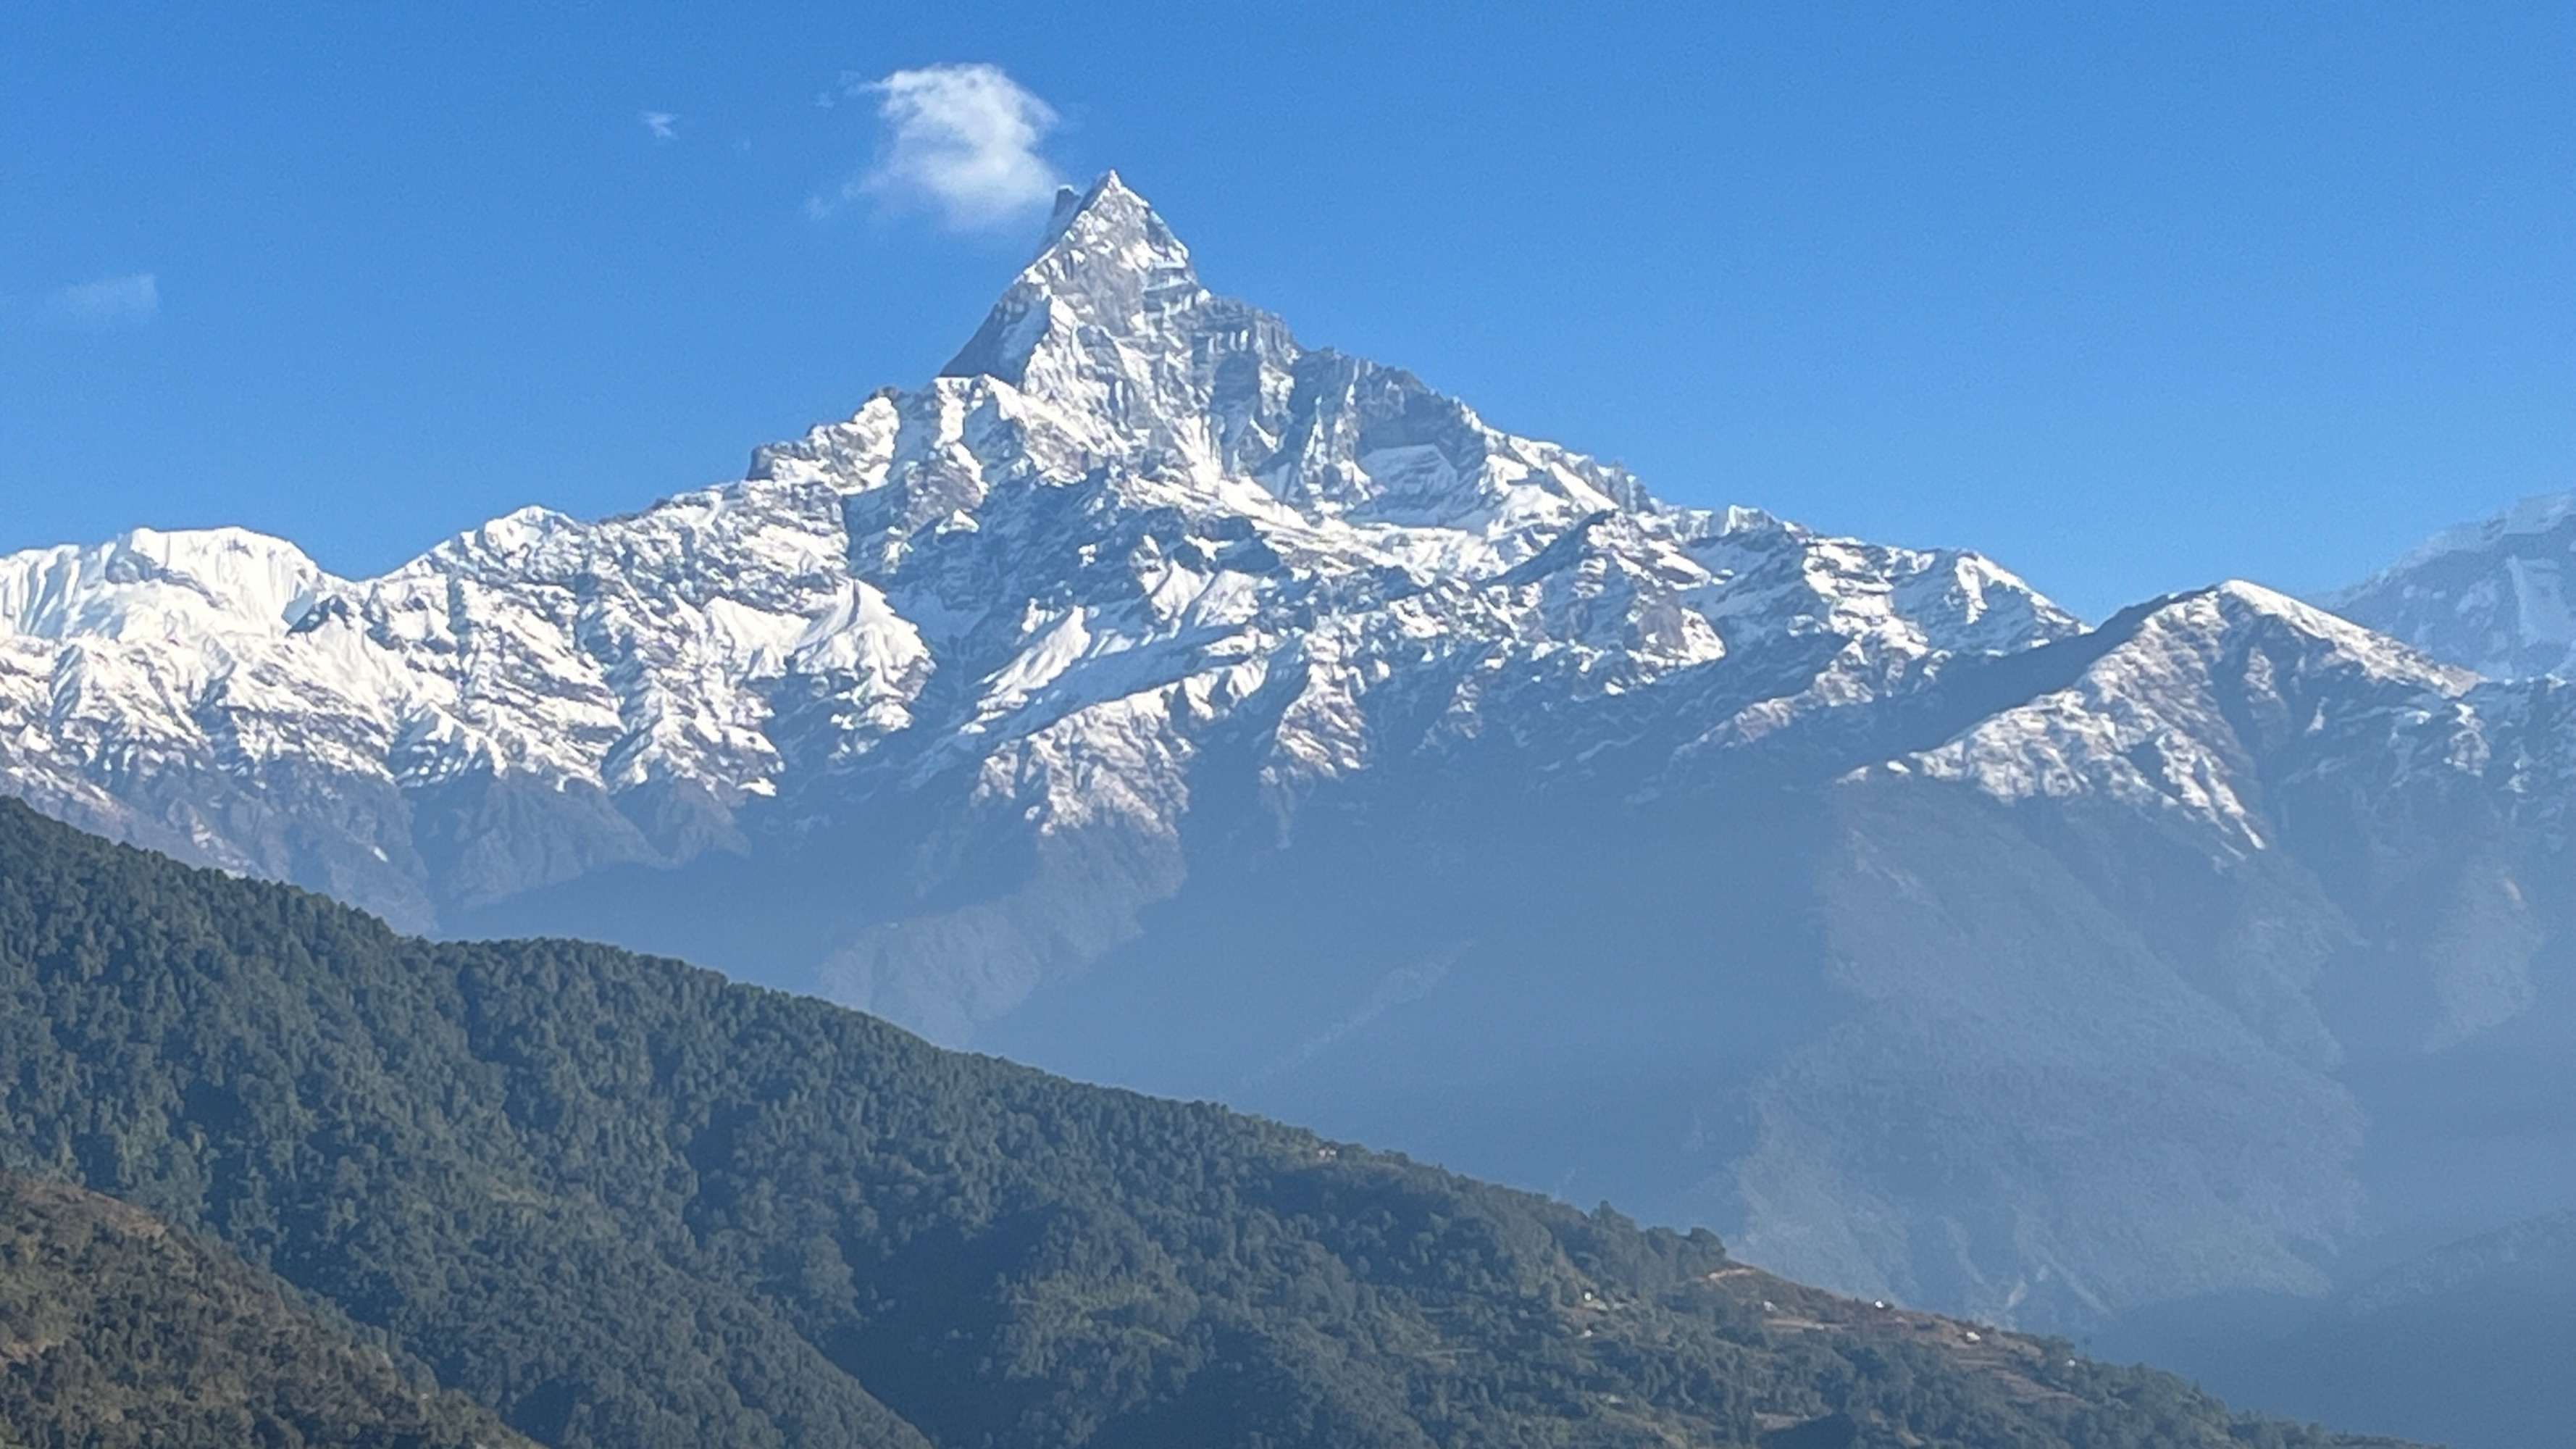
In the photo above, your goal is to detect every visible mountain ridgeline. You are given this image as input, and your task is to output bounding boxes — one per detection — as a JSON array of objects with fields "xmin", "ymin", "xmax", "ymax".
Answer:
[
  {"xmin": 2324, "ymin": 490, "xmax": 2576, "ymax": 680},
  {"xmin": 0, "ymin": 166, "xmax": 2572, "ymax": 1420},
  {"xmin": 0, "ymin": 798, "xmax": 2409, "ymax": 1448}
]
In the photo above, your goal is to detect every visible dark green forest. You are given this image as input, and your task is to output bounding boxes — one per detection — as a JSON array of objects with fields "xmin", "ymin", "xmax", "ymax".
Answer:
[
  {"xmin": 0, "ymin": 800, "xmax": 2405, "ymax": 1448},
  {"xmin": 0, "ymin": 1172, "xmax": 527, "ymax": 1448}
]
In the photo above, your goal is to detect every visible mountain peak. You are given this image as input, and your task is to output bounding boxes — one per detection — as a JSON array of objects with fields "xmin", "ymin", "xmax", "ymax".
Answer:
[
  {"xmin": 1035, "ymin": 170, "xmax": 1147, "ymax": 250},
  {"xmin": 2323, "ymin": 489, "xmax": 2576, "ymax": 680},
  {"xmin": 0, "ymin": 525, "xmax": 330, "ymax": 643},
  {"xmin": 1023, "ymin": 169, "xmax": 1193, "ymax": 298},
  {"xmin": 942, "ymin": 170, "xmax": 1205, "ymax": 385},
  {"xmin": 2383, "ymin": 488, "xmax": 2576, "ymax": 574}
]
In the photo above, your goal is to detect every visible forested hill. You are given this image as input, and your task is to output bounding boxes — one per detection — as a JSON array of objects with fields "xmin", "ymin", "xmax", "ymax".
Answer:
[
  {"xmin": 0, "ymin": 800, "xmax": 2405, "ymax": 1449},
  {"xmin": 0, "ymin": 1173, "xmax": 531, "ymax": 1449}
]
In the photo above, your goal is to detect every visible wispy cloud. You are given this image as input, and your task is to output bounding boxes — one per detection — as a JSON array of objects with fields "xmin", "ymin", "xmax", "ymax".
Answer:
[
  {"xmin": 51, "ymin": 273, "xmax": 159, "ymax": 325},
  {"xmin": 813, "ymin": 62, "xmax": 1063, "ymax": 230},
  {"xmin": 640, "ymin": 111, "xmax": 678, "ymax": 142}
]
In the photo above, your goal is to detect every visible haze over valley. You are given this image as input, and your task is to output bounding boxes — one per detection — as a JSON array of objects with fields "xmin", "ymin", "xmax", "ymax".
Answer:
[
  {"xmin": 4, "ymin": 10, "xmax": 2567, "ymax": 1445},
  {"xmin": 6, "ymin": 169, "xmax": 2572, "ymax": 1448}
]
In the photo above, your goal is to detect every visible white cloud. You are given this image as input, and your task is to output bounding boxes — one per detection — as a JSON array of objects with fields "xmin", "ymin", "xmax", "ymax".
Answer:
[
  {"xmin": 51, "ymin": 274, "xmax": 158, "ymax": 325},
  {"xmin": 640, "ymin": 111, "xmax": 678, "ymax": 141},
  {"xmin": 817, "ymin": 62, "xmax": 1062, "ymax": 230}
]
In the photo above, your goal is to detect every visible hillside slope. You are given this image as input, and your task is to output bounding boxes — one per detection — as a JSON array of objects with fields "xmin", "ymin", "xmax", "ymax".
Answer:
[
  {"xmin": 0, "ymin": 799, "xmax": 2405, "ymax": 1449},
  {"xmin": 0, "ymin": 1173, "xmax": 529, "ymax": 1449}
]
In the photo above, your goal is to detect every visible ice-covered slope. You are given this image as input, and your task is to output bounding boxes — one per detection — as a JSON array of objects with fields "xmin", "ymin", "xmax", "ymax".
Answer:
[{"xmin": 2323, "ymin": 490, "xmax": 2576, "ymax": 680}]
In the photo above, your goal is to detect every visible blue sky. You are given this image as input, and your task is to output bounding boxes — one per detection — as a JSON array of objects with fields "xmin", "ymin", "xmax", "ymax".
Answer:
[{"xmin": 2, "ymin": 2, "xmax": 2567, "ymax": 619}]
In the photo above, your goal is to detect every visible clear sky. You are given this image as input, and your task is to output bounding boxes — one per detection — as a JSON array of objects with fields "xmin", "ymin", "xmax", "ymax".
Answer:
[{"xmin": 3, "ymin": 2, "xmax": 2567, "ymax": 619}]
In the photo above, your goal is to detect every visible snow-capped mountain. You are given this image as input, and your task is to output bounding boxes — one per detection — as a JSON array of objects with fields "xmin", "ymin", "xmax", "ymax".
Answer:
[
  {"xmin": 1889, "ymin": 582, "xmax": 2478, "ymax": 856},
  {"xmin": 4, "ymin": 173, "xmax": 2572, "ymax": 1347},
  {"xmin": 1762, "ymin": 581, "xmax": 2569, "ymax": 1315},
  {"xmin": 2323, "ymin": 490, "xmax": 2576, "ymax": 680},
  {"xmin": 0, "ymin": 172, "xmax": 2072, "ymax": 987}
]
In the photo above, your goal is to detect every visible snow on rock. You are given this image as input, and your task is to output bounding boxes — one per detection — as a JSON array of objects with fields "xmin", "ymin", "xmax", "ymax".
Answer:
[
  {"xmin": 0, "ymin": 527, "xmax": 333, "ymax": 643},
  {"xmin": 0, "ymin": 171, "xmax": 2078, "ymax": 999},
  {"xmin": 2324, "ymin": 490, "xmax": 2576, "ymax": 680},
  {"xmin": 1882, "ymin": 582, "xmax": 2484, "ymax": 852}
]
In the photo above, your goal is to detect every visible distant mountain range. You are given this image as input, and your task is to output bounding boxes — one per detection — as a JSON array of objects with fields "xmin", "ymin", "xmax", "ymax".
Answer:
[
  {"xmin": 1, "ymin": 169, "xmax": 2569, "ymax": 1418},
  {"xmin": 0, "ymin": 797, "xmax": 2406, "ymax": 1449},
  {"xmin": 2325, "ymin": 490, "xmax": 2576, "ymax": 680}
]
